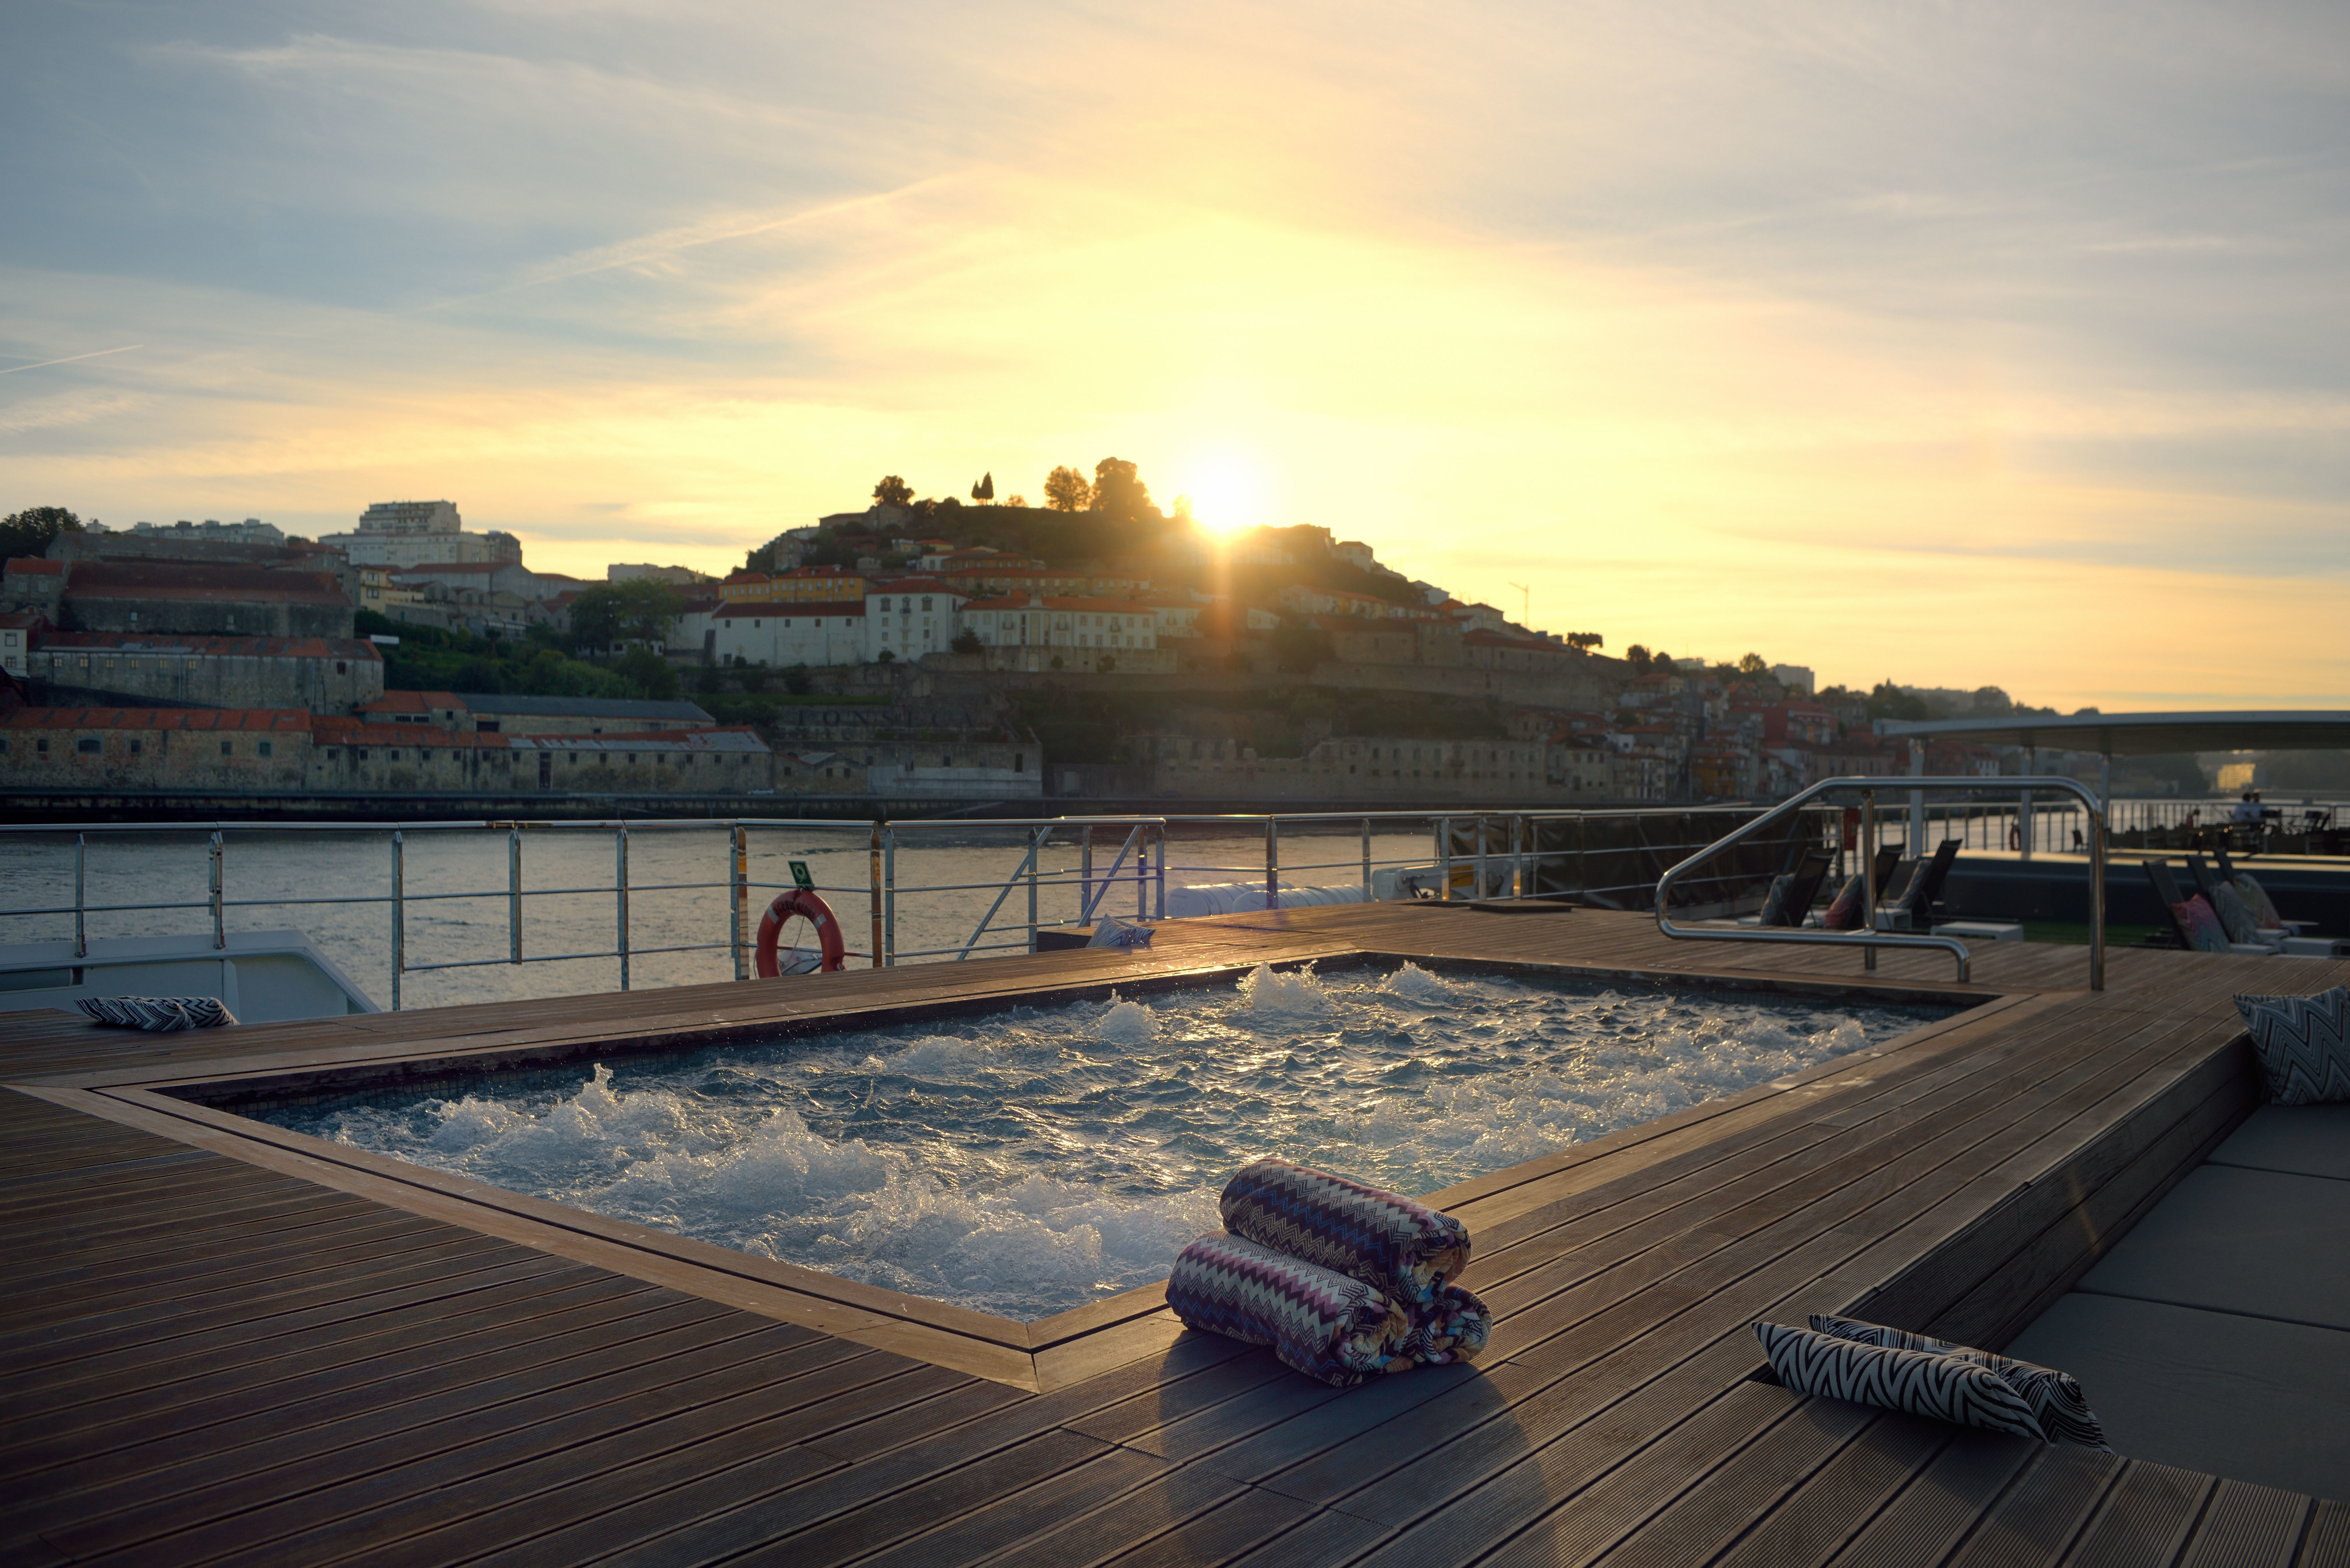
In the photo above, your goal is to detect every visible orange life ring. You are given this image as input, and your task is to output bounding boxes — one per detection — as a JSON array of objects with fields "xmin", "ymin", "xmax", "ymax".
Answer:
[{"xmin": 755, "ymin": 888, "xmax": 846, "ymax": 976}]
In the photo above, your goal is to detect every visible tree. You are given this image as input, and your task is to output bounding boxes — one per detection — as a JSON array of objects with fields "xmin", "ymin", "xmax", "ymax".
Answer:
[
  {"xmin": 1650, "ymin": 651, "xmax": 1676, "ymax": 673},
  {"xmin": 951, "ymin": 629, "xmax": 982, "ymax": 655},
  {"xmin": 1624, "ymin": 644, "xmax": 1650, "ymax": 672},
  {"xmin": 970, "ymin": 471, "xmax": 995, "ymax": 503},
  {"xmin": 1004, "ymin": 493, "xmax": 1027, "ymax": 508},
  {"xmin": 1, "ymin": 505, "xmax": 82, "ymax": 560},
  {"xmin": 872, "ymin": 475, "xmax": 914, "ymax": 508},
  {"xmin": 1042, "ymin": 466, "xmax": 1093, "ymax": 512},
  {"xmin": 1090, "ymin": 457, "xmax": 1154, "ymax": 523},
  {"xmin": 1272, "ymin": 620, "xmax": 1333, "ymax": 674},
  {"xmin": 569, "ymin": 579, "xmax": 685, "ymax": 653},
  {"xmin": 1566, "ymin": 632, "xmax": 1604, "ymax": 652},
  {"xmin": 1865, "ymin": 680, "xmax": 1929, "ymax": 723},
  {"xmin": 1738, "ymin": 652, "xmax": 1769, "ymax": 675},
  {"xmin": 615, "ymin": 646, "xmax": 680, "ymax": 701}
]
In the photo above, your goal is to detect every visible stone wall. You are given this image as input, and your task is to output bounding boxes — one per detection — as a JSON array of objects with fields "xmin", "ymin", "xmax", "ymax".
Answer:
[{"xmin": 30, "ymin": 636, "xmax": 384, "ymax": 715}]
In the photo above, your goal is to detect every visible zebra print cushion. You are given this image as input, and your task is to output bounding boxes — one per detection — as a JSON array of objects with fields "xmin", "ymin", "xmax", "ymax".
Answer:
[
  {"xmin": 1808, "ymin": 1314, "xmax": 2109, "ymax": 1449},
  {"xmin": 1217, "ymin": 1158, "xmax": 1470, "ymax": 1309},
  {"xmin": 2234, "ymin": 987, "xmax": 2350, "ymax": 1105},
  {"xmin": 1753, "ymin": 1322, "xmax": 2047, "ymax": 1442},
  {"xmin": 75, "ymin": 996, "xmax": 238, "ymax": 1032},
  {"xmin": 1166, "ymin": 1233, "xmax": 1414, "ymax": 1387}
]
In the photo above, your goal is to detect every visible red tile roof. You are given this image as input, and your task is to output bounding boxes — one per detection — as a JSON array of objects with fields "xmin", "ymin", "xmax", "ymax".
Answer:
[{"xmin": 5, "ymin": 557, "xmax": 64, "ymax": 576}]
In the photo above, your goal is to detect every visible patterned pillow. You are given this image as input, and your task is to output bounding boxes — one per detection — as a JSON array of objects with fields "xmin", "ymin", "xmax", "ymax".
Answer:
[
  {"xmin": 2172, "ymin": 896, "xmax": 2231, "ymax": 954},
  {"xmin": 2210, "ymin": 882, "xmax": 2263, "ymax": 945},
  {"xmin": 1753, "ymin": 1321, "xmax": 2046, "ymax": 1442},
  {"xmin": 2234, "ymin": 986, "xmax": 2350, "ymax": 1105},
  {"xmin": 1757, "ymin": 874, "xmax": 1797, "ymax": 927},
  {"xmin": 1822, "ymin": 876, "xmax": 1867, "ymax": 931},
  {"xmin": 1808, "ymin": 1314, "xmax": 2108, "ymax": 1448},
  {"xmin": 75, "ymin": 996, "xmax": 238, "ymax": 1031},
  {"xmin": 2233, "ymin": 872, "xmax": 2285, "ymax": 929}
]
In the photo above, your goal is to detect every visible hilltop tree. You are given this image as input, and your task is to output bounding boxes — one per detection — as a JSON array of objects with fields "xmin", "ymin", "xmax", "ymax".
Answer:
[
  {"xmin": 1090, "ymin": 457, "xmax": 1154, "ymax": 523},
  {"xmin": 871, "ymin": 475, "xmax": 914, "ymax": 508},
  {"xmin": 1, "ymin": 505, "xmax": 82, "ymax": 559},
  {"xmin": 1650, "ymin": 651, "xmax": 1676, "ymax": 673},
  {"xmin": 1738, "ymin": 651, "xmax": 1769, "ymax": 675},
  {"xmin": 1042, "ymin": 465, "xmax": 1093, "ymax": 512},
  {"xmin": 970, "ymin": 471, "xmax": 994, "ymax": 503},
  {"xmin": 1624, "ymin": 644, "xmax": 1650, "ymax": 672},
  {"xmin": 1566, "ymin": 631, "xmax": 1603, "ymax": 652}
]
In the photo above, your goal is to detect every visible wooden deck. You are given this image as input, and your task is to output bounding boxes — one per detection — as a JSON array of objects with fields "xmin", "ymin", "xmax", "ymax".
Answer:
[{"xmin": 4, "ymin": 903, "xmax": 2347, "ymax": 1566}]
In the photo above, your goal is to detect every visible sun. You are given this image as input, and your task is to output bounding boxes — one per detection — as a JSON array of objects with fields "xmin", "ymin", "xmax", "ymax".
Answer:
[{"xmin": 1175, "ymin": 451, "xmax": 1269, "ymax": 534}]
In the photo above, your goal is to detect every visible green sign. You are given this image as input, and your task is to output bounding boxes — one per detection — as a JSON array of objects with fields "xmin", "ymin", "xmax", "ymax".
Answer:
[{"xmin": 789, "ymin": 860, "xmax": 814, "ymax": 891}]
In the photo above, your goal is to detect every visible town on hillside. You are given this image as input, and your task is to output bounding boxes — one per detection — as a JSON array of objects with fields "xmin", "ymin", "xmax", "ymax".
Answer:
[{"xmin": 0, "ymin": 474, "xmax": 2229, "ymax": 810}]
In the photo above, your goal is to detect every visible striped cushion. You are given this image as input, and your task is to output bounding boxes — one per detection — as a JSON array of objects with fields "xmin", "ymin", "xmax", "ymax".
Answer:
[
  {"xmin": 1166, "ymin": 1233, "xmax": 1413, "ymax": 1386},
  {"xmin": 1809, "ymin": 1314, "xmax": 2108, "ymax": 1448},
  {"xmin": 1217, "ymin": 1158, "xmax": 1470, "ymax": 1309},
  {"xmin": 1755, "ymin": 1322, "xmax": 2047, "ymax": 1442},
  {"xmin": 2234, "ymin": 986, "xmax": 2350, "ymax": 1105},
  {"xmin": 75, "ymin": 996, "xmax": 238, "ymax": 1032}
]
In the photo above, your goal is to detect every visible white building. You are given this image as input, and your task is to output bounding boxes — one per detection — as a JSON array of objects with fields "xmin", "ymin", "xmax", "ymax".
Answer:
[
  {"xmin": 712, "ymin": 601, "xmax": 867, "ymax": 667},
  {"xmin": 863, "ymin": 579, "xmax": 966, "ymax": 663},
  {"xmin": 962, "ymin": 594, "xmax": 1158, "ymax": 653},
  {"xmin": 130, "ymin": 518, "xmax": 285, "ymax": 545},
  {"xmin": 319, "ymin": 500, "xmax": 526, "ymax": 569},
  {"xmin": 1772, "ymin": 663, "xmax": 1816, "ymax": 695}
]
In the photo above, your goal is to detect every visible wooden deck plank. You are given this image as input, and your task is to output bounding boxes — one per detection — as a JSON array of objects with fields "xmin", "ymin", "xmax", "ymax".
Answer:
[{"xmin": 0, "ymin": 903, "xmax": 2326, "ymax": 1567}]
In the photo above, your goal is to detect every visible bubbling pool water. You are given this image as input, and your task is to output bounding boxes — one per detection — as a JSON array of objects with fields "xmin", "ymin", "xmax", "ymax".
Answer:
[{"xmin": 267, "ymin": 963, "xmax": 1950, "ymax": 1319}]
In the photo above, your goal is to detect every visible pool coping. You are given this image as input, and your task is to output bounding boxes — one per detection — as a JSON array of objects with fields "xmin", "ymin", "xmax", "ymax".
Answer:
[{"xmin": 18, "ymin": 951, "xmax": 2030, "ymax": 1392}]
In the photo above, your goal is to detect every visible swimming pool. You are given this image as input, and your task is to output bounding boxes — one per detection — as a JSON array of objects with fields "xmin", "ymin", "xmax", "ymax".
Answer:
[{"xmin": 254, "ymin": 963, "xmax": 1953, "ymax": 1320}]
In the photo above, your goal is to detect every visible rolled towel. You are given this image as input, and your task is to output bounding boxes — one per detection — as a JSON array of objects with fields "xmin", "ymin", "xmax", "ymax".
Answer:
[
  {"xmin": 1166, "ymin": 1232, "xmax": 1414, "ymax": 1387},
  {"xmin": 1218, "ymin": 1157, "xmax": 1470, "ymax": 1309},
  {"xmin": 76, "ymin": 996, "xmax": 237, "ymax": 1031},
  {"xmin": 1755, "ymin": 1321, "xmax": 2047, "ymax": 1442},
  {"xmin": 1399, "ymin": 1283, "xmax": 1492, "ymax": 1366},
  {"xmin": 1808, "ymin": 1314, "xmax": 2108, "ymax": 1449}
]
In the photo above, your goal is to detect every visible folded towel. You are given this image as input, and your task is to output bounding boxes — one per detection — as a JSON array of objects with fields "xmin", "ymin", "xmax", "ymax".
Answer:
[
  {"xmin": 1398, "ymin": 1283, "xmax": 1492, "ymax": 1366},
  {"xmin": 1808, "ymin": 1314, "xmax": 2108, "ymax": 1448},
  {"xmin": 1217, "ymin": 1157, "xmax": 1470, "ymax": 1310},
  {"xmin": 1166, "ymin": 1233, "xmax": 1413, "ymax": 1387},
  {"xmin": 76, "ymin": 996, "xmax": 237, "ymax": 1032},
  {"xmin": 1755, "ymin": 1321, "xmax": 2046, "ymax": 1442}
]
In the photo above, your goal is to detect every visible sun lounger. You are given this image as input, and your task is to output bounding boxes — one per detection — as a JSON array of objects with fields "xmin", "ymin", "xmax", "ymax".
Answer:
[{"xmin": 2145, "ymin": 860, "xmax": 2277, "ymax": 955}]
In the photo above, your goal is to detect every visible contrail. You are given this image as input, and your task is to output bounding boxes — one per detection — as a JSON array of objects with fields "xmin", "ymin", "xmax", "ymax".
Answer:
[{"xmin": 0, "ymin": 345, "xmax": 145, "ymax": 377}]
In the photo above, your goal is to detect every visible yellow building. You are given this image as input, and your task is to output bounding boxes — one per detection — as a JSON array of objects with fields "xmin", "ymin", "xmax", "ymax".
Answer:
[{"xmin": 719, "ymin": 565, "xmax": 869, "ymax": 605}]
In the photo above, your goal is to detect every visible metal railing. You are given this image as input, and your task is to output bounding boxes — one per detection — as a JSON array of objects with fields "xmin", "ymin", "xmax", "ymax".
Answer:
[
  {"xmin": 5, "ymin": 804, "xmax": 1832, "ymax": 1010},
  {"xmin": 1653, "ymin": 776, "xmax": 2109, "ymax": 989}
]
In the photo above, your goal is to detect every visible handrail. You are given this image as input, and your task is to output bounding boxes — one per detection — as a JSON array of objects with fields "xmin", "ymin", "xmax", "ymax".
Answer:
[{"xmin": 1654, "ymin": 775, "xmax": 2109, "ymax": 990}]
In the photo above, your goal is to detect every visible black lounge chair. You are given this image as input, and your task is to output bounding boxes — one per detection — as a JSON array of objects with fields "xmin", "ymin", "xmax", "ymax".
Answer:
[
  {"xmin": 1904, "ymin": 839, "xmax": 1962, "ymax": 927},
  {"xmin": 2145, "ymin": 859, "xmax": 2275, "ymax": 954},
  {"xmin": 1763, "ymin": 849, "xmax": 1837, "ymax": 927}
]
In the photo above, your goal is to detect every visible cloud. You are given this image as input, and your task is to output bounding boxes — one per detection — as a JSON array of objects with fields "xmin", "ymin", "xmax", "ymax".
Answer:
[{"xmin": 1, "ymin": 0, "xmax": 2344, "ymax": 709}]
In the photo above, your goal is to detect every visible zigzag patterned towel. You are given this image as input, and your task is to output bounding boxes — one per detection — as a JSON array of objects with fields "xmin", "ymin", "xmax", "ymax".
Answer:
[
  {"xmin": 75, "ymin": 996, "xmax": 238, "ymax": 1032},
  {"xmin": 1217, "ymin": 1157, "xmax": 1471, "ymax": 1309},
  {"xmin": 2234, "ymin": 986, "xmax": 2350, "ymax": 1105},
  {"xmin": 1166, "ymin": 1233, "xmax": 1414, "ymax": 1387},
  {"xmin": 1398, "ymin": 1284, "xmax": 1492, "ymax": 1366},
  {"xmin": 1809, "ymin": 1314, "xmax": 2109, "ymax": 1449},
  {"xmin": 1754, "ymin": 1321, "xmax": 2046, "ymax": 1443}
]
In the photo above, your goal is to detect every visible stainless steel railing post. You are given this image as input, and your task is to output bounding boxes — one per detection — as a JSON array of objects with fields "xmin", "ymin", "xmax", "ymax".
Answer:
[
  {"xmin": 508, "ymin": 825, "xmax": 522, "ymax": 965},
  {"xmin": 1154, "ymin": 824, "xmax": 1165, "ymax": 919},
  {"xmin": 73, "ymin": 833, "xmax": 86, "ymax": 959},
  {"xmin": 1437, "ymin": 816, "xmax": 1452, "ymax": 901},
  {"xmin": 2089, "ymin": 809, "xmax": 2107, "ymax": 991},
  {"xmin": 390, "ymin": 830, "xmax": 404, "ymax": 1011},
  {"xmin": 209, "ymin": 831, "xmax": 225, "ymax": 950},
  {"xmin": 1265, "ymin": 818, "xmax": 1279, "ymax": 910},
  {"xmin": 730, "ymin": 822, "xmax": 747, "ymax": 981},
  {"xmin": 1475, "ymin": 816, "xmax": 1489, "ymax": 902},
  {"xmin": 867, "ymin": 823, "xmax": 883, "ymax": 969},
  {"xmin": 616, "ymin": 825, "xmax": 631, "ymax": 991},
  {"xmin": 1082, "ymin": 826, "xmax": 1094, "ymax": 923},
  {"xmin": 1861, "ymin": 790, "xmax": 1877, "ymax": 970},
  {"xmin": 883, "ymin": 824, "xmax": 897, "ymax": 967},
  {"xmin": 1361, "ymin": 817, "xmax": 1371, "ymax": 899},
  {"xmin": 1027, "ymin": 825, "xmax": 1041, "ymax": 952}
]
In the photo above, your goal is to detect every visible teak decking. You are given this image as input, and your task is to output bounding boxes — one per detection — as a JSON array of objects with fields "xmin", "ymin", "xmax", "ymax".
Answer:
[{"xmin": 4, "ymin": 903, "xmax": 2346, "ymax": 1567}]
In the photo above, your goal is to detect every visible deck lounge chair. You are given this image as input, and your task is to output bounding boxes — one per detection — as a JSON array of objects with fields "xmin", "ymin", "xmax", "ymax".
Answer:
[
  {"xmin": 1764, "ymin": 849, "xmax": 1837, "ymax": 927},
  {"xmin": 2185, "ymin": 855, "xmax": 2289, "ymax": 948},
  {"xmin": 2144, "ymin": 860, "xmax": 2276, "ymax": 955}
]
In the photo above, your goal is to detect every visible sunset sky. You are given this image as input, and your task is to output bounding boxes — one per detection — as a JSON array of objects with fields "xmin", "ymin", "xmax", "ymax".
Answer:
[{"xmin": 4, "ymin": 2, "xmax": 2346, "ymax": 709}]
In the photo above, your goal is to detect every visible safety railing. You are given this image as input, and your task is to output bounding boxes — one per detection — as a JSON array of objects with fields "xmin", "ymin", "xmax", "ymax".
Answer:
[
  {"xmin": 1653, "ymin": 776, "xmax": 2109, "ymax": 989},
  {"xmin": 3, "ymin": 804, "xmax": 1835, "ymax": 1011}
]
